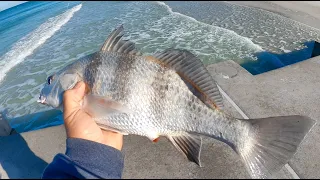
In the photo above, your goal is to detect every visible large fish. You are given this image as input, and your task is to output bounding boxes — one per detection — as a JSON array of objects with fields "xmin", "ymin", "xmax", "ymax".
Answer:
[{"xmin": 38, "ymin": 25, "xmax": 316, "ymax": 178}]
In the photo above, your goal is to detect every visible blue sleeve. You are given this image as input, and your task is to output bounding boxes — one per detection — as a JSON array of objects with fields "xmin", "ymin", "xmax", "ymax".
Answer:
[{"xmin": 42, "ymin": 138, "xmax": 124, "ymax": 179}]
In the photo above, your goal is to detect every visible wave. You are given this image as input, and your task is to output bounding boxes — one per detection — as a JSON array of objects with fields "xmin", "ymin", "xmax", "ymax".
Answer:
[
  {"xmin": 0, "ymin": 4, "xmax": 82, "ymax": 84},
  {"xmin": 155, "ymin": 1, "xmax": 263, "ymax": 51}
]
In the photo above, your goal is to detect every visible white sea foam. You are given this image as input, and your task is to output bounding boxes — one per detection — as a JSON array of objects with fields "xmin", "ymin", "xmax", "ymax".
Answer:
[
  {"xmin": 0, "ymin": 4, "xmax": 82, "ymax": 84},
  {"xmin": 155, "ymin": 1, "xmax": 264, "ymax": 51}
]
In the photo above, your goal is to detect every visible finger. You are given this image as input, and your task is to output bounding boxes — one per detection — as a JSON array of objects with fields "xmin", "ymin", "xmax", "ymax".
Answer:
[
  {"xmin": 63, "ymin": 81, "xmax": 85, "ymax": 107},
  {"xmin": 63, "ymin": 81, "xmax": 86, "ymax": 122}
]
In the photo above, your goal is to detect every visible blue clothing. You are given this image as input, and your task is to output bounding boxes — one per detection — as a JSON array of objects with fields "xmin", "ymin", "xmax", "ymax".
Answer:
[{"xmin": 42, "ymin": 138, "xmax": 124, "ymax": 179}]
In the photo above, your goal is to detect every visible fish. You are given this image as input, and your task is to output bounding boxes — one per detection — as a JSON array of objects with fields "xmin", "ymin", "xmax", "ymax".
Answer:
[{"xmin": 38, "ymin": 25, "xmax": 316, "ymax": 179}]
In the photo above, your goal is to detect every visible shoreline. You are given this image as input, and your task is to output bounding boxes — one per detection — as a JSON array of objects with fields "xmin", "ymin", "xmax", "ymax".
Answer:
[{"xmin": 227, "ymin": 1, "xmax": 320, "ymax": 30}]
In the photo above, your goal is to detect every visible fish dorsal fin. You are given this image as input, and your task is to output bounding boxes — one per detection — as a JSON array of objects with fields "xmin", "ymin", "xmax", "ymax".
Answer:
[
  {"xmin": 167, "ymin": 133, "xmax": 202, "ymax": 166},
  {"xmin": 153, "ymin": 48, "xmax": 224, "ymax": 110},
  {"xmin": 100, "ymin": 25, "xmax": 140, "ymax": 55}
]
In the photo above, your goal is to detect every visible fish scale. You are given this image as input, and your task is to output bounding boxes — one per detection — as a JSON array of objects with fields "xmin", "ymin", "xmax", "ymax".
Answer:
[
  {"xmin": 87, "ymin": 54, "xmax": 218, "ymax": 136},
  {"xmin": 38, "ymin": 25, "xmax": 316, "ymax": 179}
]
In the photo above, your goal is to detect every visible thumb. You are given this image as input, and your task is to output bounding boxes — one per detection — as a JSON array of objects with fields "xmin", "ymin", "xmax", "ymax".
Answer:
[
  {"xmin": 72, "ymin": 81, "xmax": 86, "ymax": 99},
  {"xmin": 63, "ymin": 81, "xmax": 86, "ymax": 117}
]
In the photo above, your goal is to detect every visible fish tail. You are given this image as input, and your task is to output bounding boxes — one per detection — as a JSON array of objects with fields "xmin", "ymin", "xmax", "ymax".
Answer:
[{"xmin": 235, "ymin": 115, "xmax": 316, "ymax": 178}]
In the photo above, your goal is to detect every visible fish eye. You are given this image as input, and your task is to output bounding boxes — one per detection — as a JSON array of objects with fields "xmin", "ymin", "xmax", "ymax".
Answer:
[{"xmin": 47, "ymin": 75, "xmax": 54, "ymax": 85}]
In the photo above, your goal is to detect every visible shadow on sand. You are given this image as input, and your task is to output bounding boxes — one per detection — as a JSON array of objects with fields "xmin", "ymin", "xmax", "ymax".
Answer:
[
  {"xmin": 0, "ymin": 109, "xmax": 64, "ymax": 178},
  {"xmin": 0, "ymin": 133, "xmax": 49, "ymax": 178},
  {"xmin": 241, "ymin": 41, "xmax": 320, "ymax": 75}
]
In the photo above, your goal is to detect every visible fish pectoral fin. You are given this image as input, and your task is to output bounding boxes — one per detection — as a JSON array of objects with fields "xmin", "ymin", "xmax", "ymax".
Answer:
[
  {"xmin": 152, "ymin": 137, "xmax": 160, "ymax": 143},
  {"xmin": 60, "ymin": 73, "xmax": 79, "ymax": 90},
  {"xmin": 167, "ymin": 133, "xmax": 202, "ymax": 167},
  {"xmin": 82, "ymin": 94, "xmax": 132, "ymax": 118},
  {"xmin": 96, "ymin": 122, "xmax": 129, "ymax": 135}
]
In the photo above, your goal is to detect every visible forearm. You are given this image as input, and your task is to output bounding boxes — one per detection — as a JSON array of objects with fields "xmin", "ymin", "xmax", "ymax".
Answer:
[{"xmin": 42, "ymin": 138, "xmax": 124, "ymax": 179}]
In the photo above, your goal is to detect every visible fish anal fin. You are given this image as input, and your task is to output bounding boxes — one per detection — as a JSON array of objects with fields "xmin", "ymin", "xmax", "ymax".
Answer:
[{"xmin": 167, "ymin": 133, "xmax": 202, "ymax": 166}]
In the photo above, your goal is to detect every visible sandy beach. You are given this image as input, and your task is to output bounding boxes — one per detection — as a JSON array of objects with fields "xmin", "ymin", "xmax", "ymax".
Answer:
[{"xmin": 227, "ymin": 1, "xmax": 320, "ymax": 30}]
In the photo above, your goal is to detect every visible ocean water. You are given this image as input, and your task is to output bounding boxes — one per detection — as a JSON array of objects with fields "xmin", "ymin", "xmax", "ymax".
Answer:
[{"xmin": 0, "ymin": 1, "xmax": 319, "ymax": 132}]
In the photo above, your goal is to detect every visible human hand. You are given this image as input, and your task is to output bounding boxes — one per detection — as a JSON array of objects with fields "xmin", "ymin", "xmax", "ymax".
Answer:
[{"xmin": 63, "ymin": 81, "xmax": 123, "ymax": 150}]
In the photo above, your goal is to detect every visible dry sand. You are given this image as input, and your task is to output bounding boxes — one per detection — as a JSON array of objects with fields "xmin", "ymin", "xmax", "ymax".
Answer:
[{"xmin": 227, "ymin": 1, "xmax": 320, "ymax": 30}]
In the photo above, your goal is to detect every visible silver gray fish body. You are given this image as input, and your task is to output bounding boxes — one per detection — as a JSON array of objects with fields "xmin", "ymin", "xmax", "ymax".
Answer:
[
  {"xmin": 38, "ymin": 25, "xmax": 316, "ymax": 179},
  {"xmin": 77, "ymin": 52, "xmax": 235, "ymax": 138}
]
